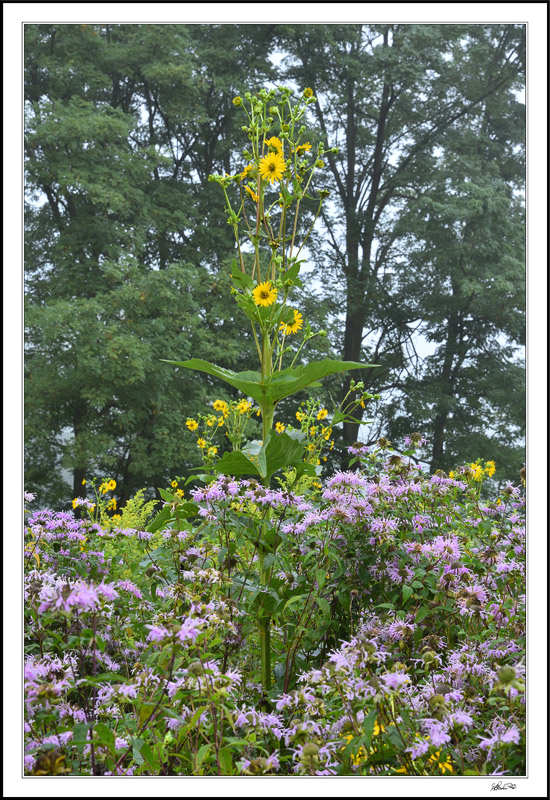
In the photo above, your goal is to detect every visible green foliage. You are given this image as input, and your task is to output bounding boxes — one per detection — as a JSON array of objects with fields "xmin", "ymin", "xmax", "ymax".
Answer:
[{"xmin": 116, "ymin": 488, "xmax": 158, "ymax": 530}]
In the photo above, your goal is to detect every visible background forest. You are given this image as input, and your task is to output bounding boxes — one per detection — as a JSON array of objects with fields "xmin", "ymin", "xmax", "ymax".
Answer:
[{"xmin": 24, "ymin": 23, "xmax": 525, "ymax": 508}]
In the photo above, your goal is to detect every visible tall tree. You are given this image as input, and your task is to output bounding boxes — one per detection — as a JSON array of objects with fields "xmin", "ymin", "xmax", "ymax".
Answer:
[
  {"xmin": 381, "ymin": 78, "xmax": 525, "ymax": 478},
  {"xmin": 276, "ymin": 24, "xmax": 525, "ymax": 462},
  {"xmin": 24, "ymin": 23, "xmax": 278, "ymax": 507}
]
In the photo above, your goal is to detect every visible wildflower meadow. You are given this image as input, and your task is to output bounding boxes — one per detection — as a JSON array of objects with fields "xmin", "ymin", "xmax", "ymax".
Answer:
[{"xmin": 24, "ymin": 87, "xmax": 526, "ymax": 780}]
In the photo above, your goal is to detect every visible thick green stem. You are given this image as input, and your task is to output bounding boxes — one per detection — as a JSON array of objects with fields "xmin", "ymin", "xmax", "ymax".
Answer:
[
  {"xmin": 258, "ymin": 601, "xmax": 272, "ymax": 694},
  {"xmin": 257, "ymin": 333, "xmax": 276, "ymax": 696}
]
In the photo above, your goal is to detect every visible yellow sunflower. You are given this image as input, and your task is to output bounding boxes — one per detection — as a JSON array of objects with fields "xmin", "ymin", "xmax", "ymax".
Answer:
[
  {"xmin": 259, "ymin": 152, "xmax": 286, "ymax": 184},
  {"xmin": 244, "ymin": 184, "xmax": 259, "ymax": 202},
  {"xmin": 264, "ymin": 136, "xmax": 283, "ymax": 152},
  {"xmin": 252, "ymin": 281, "xmax": 278, "ymax": 307},
  {"xmin": 279, "ymin": 309, "xmax": 303, "ymax": 335},
  {"xmin": 213, "ymin": 399, "xmax": 229, "ymax": 416},
  {"xmin": 240, "ymin": 163, "xmax": 253, "ymax": 180}
]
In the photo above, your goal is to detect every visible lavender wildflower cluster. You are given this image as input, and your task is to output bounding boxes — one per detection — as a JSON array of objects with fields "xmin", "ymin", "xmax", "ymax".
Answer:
[{"xmin": 24, "ymin": 436, "xmax": 525, "ymax": 776}]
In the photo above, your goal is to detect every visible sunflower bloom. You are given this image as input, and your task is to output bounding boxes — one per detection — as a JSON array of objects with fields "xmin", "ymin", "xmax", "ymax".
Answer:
[
  {"xmin": 275, "ymin": 422, "xmax": 285, "ymax": 433},
  {"xmin": 244, "ymin": 184, "xmax": 259, "ymax": 202},
  {"xmin": 236, "ymin": 400, "xmax": 251, "ymax": 414},
  {"xmin": 280, "ymin": 309, "xmax": 303, "ymax": 335},
  {"xmin": 264, "ymin": 136, "xmax": 283, "ymax": 153},
  {"xmin": 470, "ymin": 463, "xmax": 483, "ymax": 481},
  {"xmin": 252, "ymin": 281, "xmax": 278, "ymax": 307},
  {"xmin": 317, "ymin": 408, "xmax": 328, "ymax": 421},
  {"xmin": 213, "ymin": 399, "xmax": 229, "ymax": 416},
  {"xmin": 259, "ymin": 152, "xmax": 286, "ymax": 184},
  {"xmin": 197, "ymin": 438, "xmax": 206, "ymax": 449},
  {"xmin": 186, "ymin": 418, "xmax": 199, "ymax": 431}
]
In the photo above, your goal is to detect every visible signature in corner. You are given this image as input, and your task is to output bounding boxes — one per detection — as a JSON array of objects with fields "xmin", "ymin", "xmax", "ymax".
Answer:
[{"xmin": 490, "ymin": 781, "xmax": 517, "ymax": 791}]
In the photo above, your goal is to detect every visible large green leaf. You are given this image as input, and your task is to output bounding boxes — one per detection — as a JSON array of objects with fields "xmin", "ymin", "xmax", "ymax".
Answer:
[
  {"xmin": 162, "ymin": 358, "xmax": 377, "ymax": 407},
  {"xmin": 215, "ymin": 431, "xmax": 305, "ymax": 480},
  {"xmin": 160, "ymin": 359, "xmax": 266, "ymax": 404},
  {"xmin": 263, "ymin": 431, "xmax": 304, "ymax": 478},
  {"xmin": 214, "ymin": 443, "xmax": 266, "ymax": 478},
  {"xmin": 230, "ymin": 258, "xmax": 253, "ymax": 290},
  {"xmin": 263, "ymin": 359, "xmax": 376, "ymax": 404}
]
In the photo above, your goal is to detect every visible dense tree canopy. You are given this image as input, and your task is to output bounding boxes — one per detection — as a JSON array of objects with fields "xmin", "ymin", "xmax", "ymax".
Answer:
[
  {"xmin": 24, "ymin": 23, "xmax": 525, "ymax": 506},
  {"xmin": 275, "ymin": 24, "xmax": 525, "ymax": 467}
]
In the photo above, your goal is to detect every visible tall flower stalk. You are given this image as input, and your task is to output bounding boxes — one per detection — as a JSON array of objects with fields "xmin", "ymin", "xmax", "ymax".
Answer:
[{"xmin": 165, "ymin": 87, "xmax": 377, "ymax": 694}]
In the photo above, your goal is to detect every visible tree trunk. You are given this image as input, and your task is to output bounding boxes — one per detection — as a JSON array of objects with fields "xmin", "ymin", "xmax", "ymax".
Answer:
[{"xmin": 430, "ymin": 311, "xmax": 459, "ymax": 472}]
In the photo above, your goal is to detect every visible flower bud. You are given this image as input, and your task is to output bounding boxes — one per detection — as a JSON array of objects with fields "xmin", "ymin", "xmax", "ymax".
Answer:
[
  {"xmin": 422, "ymin": 650, "xmax": 438, "ymax": 666},
  {"xmin": 428, "ymin": 694, "xmax": 446, "ymax": 708},
  {"xmin": 301, "ymin": 742, "xmax": 319, "ymax": 757},
  {"xmin": 497, "ymin": 665, "xmax": 516, "ymax": 684},
  {"xmin": 232, "ymin": 96, "xmax": 242, "ymax": 106}
]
